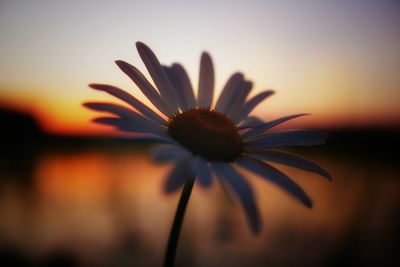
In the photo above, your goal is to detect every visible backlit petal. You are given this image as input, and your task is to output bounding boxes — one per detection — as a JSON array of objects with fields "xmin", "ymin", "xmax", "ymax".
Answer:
[
  {"xmin": 248, "ymin": 149, "xmax": 331, "ymax": 180},
  {"xmin": 136, "ymin": 42, "xmax": 179, "ymax": 113},
  {"xmin": 214, "ymin": 73, "xmax": 244, "ymax": 113},
  {"xmin": 164, "ymin": 157, "xmax": 195, "ymax": 193},
  {"xmin": 191, "ymin": 157, "xmax": 213, "ymax": 187},
  {"xmin": 172, "ymin": 63, "xmax": 197, "ymax": 109},
  {"xmin": 212, "ymin": 162, "xmax": 261, "ymax": 233},
  {"xmin": 83, "ymin": 102, "xmax": 164, "ymax": 135},
  {"xmin": 115, "ymin": 60, "xmax": 171, "ymax": 116},
  {"xmin": 237, "ymin": 155, "xmax": 312, "ymax": 208},
  {"xmin": 225, "ymin": 81, "xmax": 253, "ymax": 118},
  {"xmin": 89, "ymin": 83, "xmax": 166, "ymax": 125},
  {"xmin": 242, "ymin": 113, "xmax": 310, "ymax": 139},
  {"xmin": 246, "ymin": 129, "xmax": 329, "ymax": 148},
  {"xmin": 239, "ymin": 116, "xmax": 265, "ymax": 129},
  {"xmin": 92, "ymin": 117, "xmax": 165, "ymax": 136},
  {"xmin": 232, "ymin": 90, "xmax": 275, "ymax": 124},
  {"xmin": 152, "ymin": 144, "xmax": 191, "ymax": 162},
  {"xmin": 197, "ymin": 52, "xmax": 214, "ymax": 108}
]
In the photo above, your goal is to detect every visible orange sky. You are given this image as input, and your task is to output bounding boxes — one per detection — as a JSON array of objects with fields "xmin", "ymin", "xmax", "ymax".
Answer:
[{"xmin": 1, "ymin": 0, "xmax": 399, "ymax": 135}]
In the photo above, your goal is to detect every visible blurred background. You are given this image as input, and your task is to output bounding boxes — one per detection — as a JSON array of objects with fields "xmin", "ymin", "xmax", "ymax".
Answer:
[{"xmin": 0, "ymin": 0, "xmax": 399, "ymax": 266}]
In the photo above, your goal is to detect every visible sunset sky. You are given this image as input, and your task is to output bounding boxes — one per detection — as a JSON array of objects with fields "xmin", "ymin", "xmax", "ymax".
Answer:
[{"xmin": 1, "ymin": 0, "xmax": 399, "ymax": 135}]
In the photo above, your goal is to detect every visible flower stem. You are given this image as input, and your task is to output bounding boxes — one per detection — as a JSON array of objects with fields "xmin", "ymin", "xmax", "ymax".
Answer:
[{"xmin": 164, "ymin": 177, "xmax": 195, "ymax": 267}]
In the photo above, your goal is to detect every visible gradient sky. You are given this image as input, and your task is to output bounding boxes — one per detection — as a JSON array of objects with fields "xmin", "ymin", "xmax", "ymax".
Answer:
[{"xmin": 0, "ymin": 0, "xmax": 399, "ymax": 134}]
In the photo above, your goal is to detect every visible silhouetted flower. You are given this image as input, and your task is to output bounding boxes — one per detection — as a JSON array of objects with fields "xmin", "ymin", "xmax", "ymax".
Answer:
[{"xmin": 84, "ymin": 42, "xmax": 330, "ymax": 233}]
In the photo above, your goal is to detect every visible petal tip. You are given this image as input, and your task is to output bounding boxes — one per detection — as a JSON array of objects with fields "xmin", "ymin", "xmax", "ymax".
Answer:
[
  {"xmin": 231, "ymin": 71, "xmax": 244, "ymax": 78},
  {"xmin": 88, "ymin": 83, "xmax": 101, "ymax": 90},
  {"xmin": 201, "ymin": 51, "xmax": 211, "ymax": 59},
  {"xmin": 163, "ymin": 186, "xmax": 176, "ymax": 194},
  {"xmin": 250, "ymin": 221, "xmax": 262, "ymax": 234},
  {"xmin": 163, "ymin": 180, "xmax": 183, "ymax": 194},
  {"xmin": 115, "ymin": 60, "xmax": 135, "ymax": 74},
  {"xmin": 114, "ymin": 60, "xmax": 128, "ymax": 71},
  {"xmin": 82, "ymin": 102, "xmax": 92, "ymax": 108},
  {"xmin": 303, "ymin": 198, "xmax": 313, "ymax": 208},
  {"xmin": 136, "ymin": 42, "xmax": 152, "ymax": 56},
  {"xmin": 114, "ymin": 60, "xmax": 124, "ymax": 67},
  {"xmin": 200, "ymin": 52, "xmax": 214, "ymax": 68},
  {"xmin": 135, "ymin": 41, "xmax": 146, "ymax": 49},
  {"xmin": 324, "ymin": 172, "xmax": 333, "ymax": 181}
]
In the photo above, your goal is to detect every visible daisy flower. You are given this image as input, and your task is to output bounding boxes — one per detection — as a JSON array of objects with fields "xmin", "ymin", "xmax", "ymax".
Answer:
[{"xmin": 84, "ymin": 42, "xmax": 330, "ymax": 265}]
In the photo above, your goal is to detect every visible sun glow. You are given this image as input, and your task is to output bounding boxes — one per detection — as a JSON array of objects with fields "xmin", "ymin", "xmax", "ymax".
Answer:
[{"xmin": 1, "ymin": 0, "xmax": 399, "ymax": 135}]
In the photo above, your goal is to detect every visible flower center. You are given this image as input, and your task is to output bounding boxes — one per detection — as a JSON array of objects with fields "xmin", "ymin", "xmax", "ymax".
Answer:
[{"xmin": 167, "ymin": 108, "xmax": 244, "ymax": 162}]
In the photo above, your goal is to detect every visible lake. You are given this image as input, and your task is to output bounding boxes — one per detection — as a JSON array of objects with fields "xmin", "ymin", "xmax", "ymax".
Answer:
[{"xmin": 0, "ymin": 141, "xmax": 398, "ymax": 267}]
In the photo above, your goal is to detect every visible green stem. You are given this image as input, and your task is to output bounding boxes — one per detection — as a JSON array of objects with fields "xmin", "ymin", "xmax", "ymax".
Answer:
[{"xmin": 163, "ymin": 177, "xmax": 195, "ymax": 267}]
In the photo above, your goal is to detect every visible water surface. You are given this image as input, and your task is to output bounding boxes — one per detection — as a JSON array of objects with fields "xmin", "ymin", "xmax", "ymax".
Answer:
[{"xmin": 0, "ymin": 146, "xmax": 398, "ymax": 267}]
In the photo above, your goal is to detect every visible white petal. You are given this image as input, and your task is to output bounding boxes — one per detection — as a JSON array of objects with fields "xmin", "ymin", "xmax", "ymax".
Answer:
[
  {"xmin": 246, "ymin": 129, "xmax": 329, "ymax": 148},
  {"xmin": 197, "ymin": 52, "xmax": 214, "ymax": 108},
  {"xmin": 239, "ymin": 116, "xmax": 265, "ymax": 129},
  {"xmin": 163, "ymin": 64, "xmax": 196, "ymax": 111},
  {"xmin": 211, "ymin": 162, "xmax": 261, "ymax": 233},
  {"xmin": 237, "ymin": 155, "xmax": 312, "ymax": 208},
  {"xmin": 232, "ymin": 90, "xmax": 275, "ymax": 124},
  {"xmin": 164, "ymin": 157, "xmax": 194, "ymax": 193},
  {"xmin": 89, "ymin": 83, "xmax": 167, "ymax": 125},
  {"xmin": 115, "ymin": 60, "xmax": 172, "ymax": 117},
  {"xmin": 93, "ymin": 117, "xmax": 166, "ymax": 137},
  {"xmin": 225, "ymin": 81, "xmax": 253, "ymax": 118},
  {"xmin": 171, "ymin": 64, "xmax": 197, "ymax": 109},
  {"xmin": 128, "ymin": 134, "xmax": 177, "ymax": 144},
  {"xmin": 247, "ymin": 149, "xmax": 331, "ymax": 180},
  {"xmin": 241, "ymin": 113, "xmax": 310, "ymax": 139},
  {"xmin": 83, "ymin": 102, "xmax": 164, "ymax": 135},
  {"xmin": 214, "ymin": 73, "xmax": 244, "ymax": 114},
  {"xmin": 152, "ymin": 144, "xmax": 191, "ymax": 162},
  {"xmin": 136, "ymin": 42, "xmax": 179, "ymax": 114},
  {"xmin": 162, "ymin": 65, "xmax": 187, "ymax": 111},
  {"xmin": 191, "ymin": 157, "xmax": 213, "ymax": 187}
]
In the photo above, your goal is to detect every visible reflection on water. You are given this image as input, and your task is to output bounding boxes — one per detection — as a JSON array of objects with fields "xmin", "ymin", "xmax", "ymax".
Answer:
[{"xmin": 0, "ymin": 148, "xmax": 399, "ymax": 267}]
